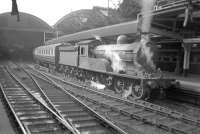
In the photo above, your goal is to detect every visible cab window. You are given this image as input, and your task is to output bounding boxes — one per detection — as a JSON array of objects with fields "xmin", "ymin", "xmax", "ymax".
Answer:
[{"xmin": 80, "ymin": 47, "xmax": 85, "ymax": 55}]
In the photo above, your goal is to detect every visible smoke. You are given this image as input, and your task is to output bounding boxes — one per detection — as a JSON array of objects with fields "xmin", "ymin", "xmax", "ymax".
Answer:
[
  {"xmin": 93, "ymin": 35, "xmax": 125, "ymax": 73},
  {"xmin": 135, "ymin": 0, "xmax": 156, "ymax": 73},
  {"xmin": 136, "ymin": 35, "xmax": 156, "ymax": 72},
  {"xmin": 104, "ymin": 47, "xmax": 125, "ymax": 73},
  {"xmin": 140, "ymin": 0, "xmax": 156, "ymax": 33}
]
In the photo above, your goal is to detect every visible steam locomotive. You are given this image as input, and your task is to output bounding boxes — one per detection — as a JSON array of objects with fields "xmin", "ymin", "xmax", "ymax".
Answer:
[{"xmin": 33, "ymin": 37, "xmax": 176, "ymax": 100}]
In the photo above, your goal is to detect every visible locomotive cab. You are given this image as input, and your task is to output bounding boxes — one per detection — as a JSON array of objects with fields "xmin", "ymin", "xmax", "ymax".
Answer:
[
  {"xmin": 76, "ymin": 40, "xmax": 113, "ymax": 72},
  {"xmin": 77, "ymin": 40, "xmax": 100, "ymax": 58}
]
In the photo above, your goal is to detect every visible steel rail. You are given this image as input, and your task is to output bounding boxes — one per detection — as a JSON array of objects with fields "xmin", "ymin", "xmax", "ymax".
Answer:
[
  {"xmin": 24, "ymin": 65, "xmax": 128, "ymax": 134},
  {"xmin": 27, "ymin": 65, "xmax": 200, "ymax": 134},
  {"xmin": 17, "ymin": 64, "xmax": 81, "ymax": 134},
  {"xmin": 30, "ymin": 66, "xmax": 199, "ymax": 123},
  {"xmin": 2, "ymin": 66, "xmax": 77, "ymax": 134},
  {"xmin": 0, "ymin": 83, "xmax": 28, "ymax": 134}
]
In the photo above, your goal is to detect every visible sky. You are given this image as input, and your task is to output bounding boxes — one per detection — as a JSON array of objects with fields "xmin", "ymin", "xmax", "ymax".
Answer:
[{"xmin": 0, "ymin": 0, "xmax": 121, "ymax": 26}]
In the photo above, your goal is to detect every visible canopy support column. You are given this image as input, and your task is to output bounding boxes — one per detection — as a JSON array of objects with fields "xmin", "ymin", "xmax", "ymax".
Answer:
[{"xmin": 182, "ymin": 43, "xmax": 191, "ymax": 77}]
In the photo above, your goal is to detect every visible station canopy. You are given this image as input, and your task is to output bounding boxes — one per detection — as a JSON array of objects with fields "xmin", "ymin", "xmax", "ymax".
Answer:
[
  {"xmin": 0, "ymin": 12, "xmax": 53, "ymax": 33},
  {"xmin": 151, "ymin": 0, "xmax": 200, "ymax": 40}
]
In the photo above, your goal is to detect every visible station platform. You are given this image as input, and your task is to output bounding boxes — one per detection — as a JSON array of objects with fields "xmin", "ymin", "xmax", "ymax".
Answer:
[{"xmin": 164, "ymin": 72, "xmax": 200, "ymax": 94}]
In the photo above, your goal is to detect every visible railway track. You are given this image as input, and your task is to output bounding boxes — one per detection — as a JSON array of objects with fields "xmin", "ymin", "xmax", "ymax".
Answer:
[
  {"xmin": 166, "ymin": 88, "xmax": 200, "ymax": 105},
  {"xmin": 6, "ymin": 63, "xmax": 126, "ymax": 134},
  {"xmin": 151, "ymin": 99, "xmax": 200, "ymax": 120},
  {"xmin": 25, "ymin": 64, "xmax": 200, "ymax": 134},
  {"xmin": 0, "ymin": 66, "xmax": 75, "ymax": 134}
]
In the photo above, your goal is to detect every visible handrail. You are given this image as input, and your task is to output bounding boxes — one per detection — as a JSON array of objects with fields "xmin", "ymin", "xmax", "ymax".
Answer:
[{"xmin": 155, "ymin": 0, "xmax": 194, "ymax": 10}]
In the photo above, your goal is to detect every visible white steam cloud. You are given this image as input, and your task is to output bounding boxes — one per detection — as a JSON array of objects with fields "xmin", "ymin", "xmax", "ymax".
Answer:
[
  {"xmin": 105, "ymin": 48, "xmax": 125, "ymax": 73},
  {"xmin": 90, "ymin": 81, "xmax": 106, "ymax": 90}
]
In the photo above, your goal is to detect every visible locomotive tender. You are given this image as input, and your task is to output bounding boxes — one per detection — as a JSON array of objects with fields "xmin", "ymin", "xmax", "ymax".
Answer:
[{"xmin": 33, "ymin": 39, "xmax": 175, "ymax": 100}]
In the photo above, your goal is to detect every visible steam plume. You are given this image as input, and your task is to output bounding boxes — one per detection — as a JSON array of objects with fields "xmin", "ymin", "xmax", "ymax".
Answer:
[
  {"xmin": 141, "ymin": 0, "xmax": 155, "ymax": 33},
  {"xmin": 105, "ymin": 48, "xmax": 125, "ymax": 73},
  {"xmin": 136, "ymin": 0, "xmax": 156, "ymax": 73},
  {"xmin": 136, "ymin": 36, "xmax": 156, "ymax": 72},
  {"xmin": 90, "ymin": 81, "xmax": 106, "ymax": 90}
]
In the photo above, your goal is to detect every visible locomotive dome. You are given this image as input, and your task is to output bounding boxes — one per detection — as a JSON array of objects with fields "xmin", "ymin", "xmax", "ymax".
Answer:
[{"xmin": 116, "ymin": 35, "xmax": 128, "ymax": 44}]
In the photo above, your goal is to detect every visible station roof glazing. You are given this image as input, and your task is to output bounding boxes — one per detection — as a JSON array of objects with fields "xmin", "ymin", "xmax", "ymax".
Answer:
[{"xmin": 0, "ymin": 12, "xmax": 53, "ymax": 33}]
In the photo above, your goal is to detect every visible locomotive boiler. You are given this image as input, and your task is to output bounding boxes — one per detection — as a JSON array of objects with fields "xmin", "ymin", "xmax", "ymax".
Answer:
[{"xmin": 33, "ymin": 38, "xmax": 176, "ymax": 100}]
